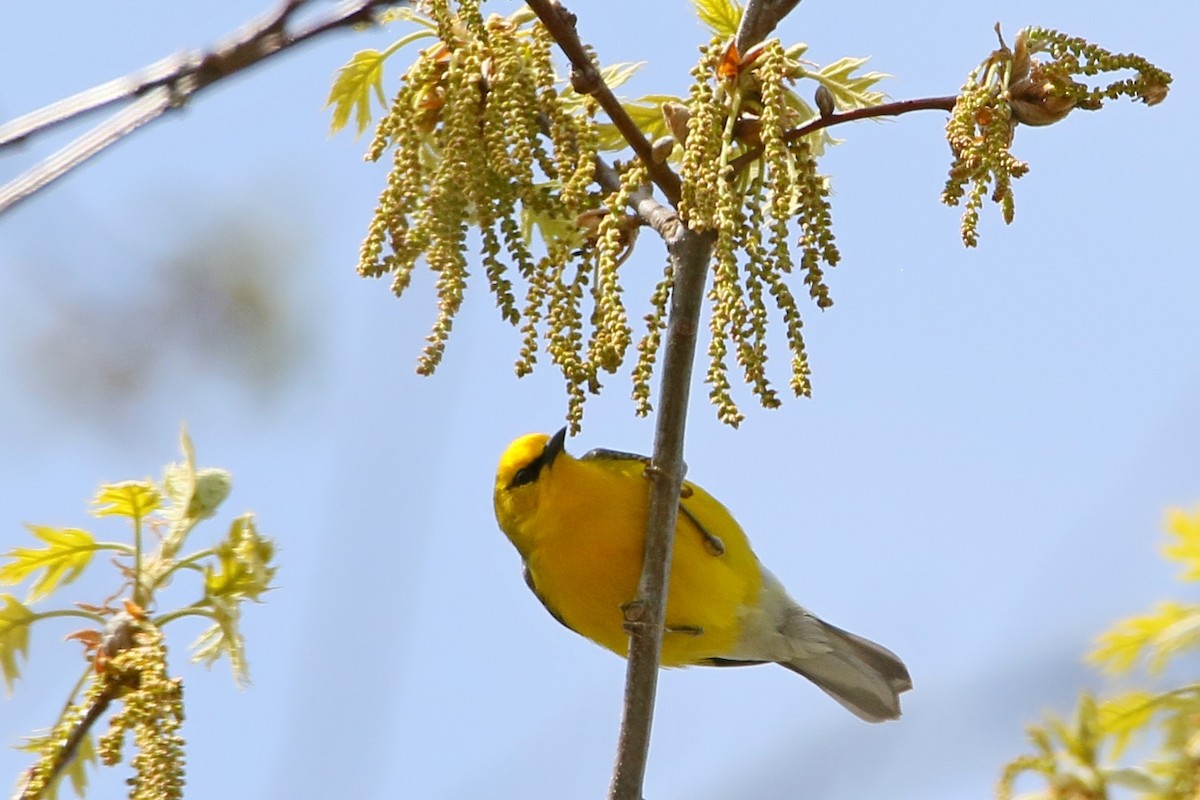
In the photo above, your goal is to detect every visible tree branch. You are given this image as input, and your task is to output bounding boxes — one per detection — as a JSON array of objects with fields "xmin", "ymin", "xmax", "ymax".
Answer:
[
  {"xmin": 524, "ymin": 6, "xmax": 712, "ymax": 798},
  {"xmin": 728, "ymin": 94, "xmax": 959, "ymax": 175},
  {"xmin": 17, "ymin": 688, "xmax": 115, "ymax": 800},
  {"xmin": 736, "ymin": 0, "xmax": 804, "ymax": 56},
  {"xmin": 0, "ymin": 0, "xmax": 411, "ymax": 216},
  {"xmin": 525, "ymin": 0, "xmax": 683, "ymax": 207},
  {"xmin": 609, "ymin": 223, "xmax": 713, "ymax": 800}
]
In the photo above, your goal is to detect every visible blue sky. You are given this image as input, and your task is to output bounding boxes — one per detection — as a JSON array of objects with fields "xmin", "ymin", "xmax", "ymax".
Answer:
[{"xmin": 1, "ymin": 1, "xmax": 1198, "ymax": 798}]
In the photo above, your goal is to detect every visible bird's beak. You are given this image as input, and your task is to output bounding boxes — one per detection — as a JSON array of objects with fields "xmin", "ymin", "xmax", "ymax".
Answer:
[{"xmin": 544, "ymin": 427, "xmax": 568, "ymax": 467}]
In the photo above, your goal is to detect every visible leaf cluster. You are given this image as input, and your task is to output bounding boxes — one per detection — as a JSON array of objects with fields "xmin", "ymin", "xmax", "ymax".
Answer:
[
  {"xmin": 999, "ymin": 507, "xmax": 1200, "ymax": 800},
  {"xmin": 2, "ymin": 427, "xmax": 276, "ymax": 800}
]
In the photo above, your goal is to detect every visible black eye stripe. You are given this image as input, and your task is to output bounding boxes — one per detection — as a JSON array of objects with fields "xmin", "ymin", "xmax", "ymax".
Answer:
[{"xmin": 509, "ymin": 462, "xmax": 542, "ymax": 489}]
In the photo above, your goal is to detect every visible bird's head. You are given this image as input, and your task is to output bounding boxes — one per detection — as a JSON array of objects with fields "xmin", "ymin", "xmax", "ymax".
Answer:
[{"xmin": 493, "ymin": 428, "xmax": 569, "ymax": 545}]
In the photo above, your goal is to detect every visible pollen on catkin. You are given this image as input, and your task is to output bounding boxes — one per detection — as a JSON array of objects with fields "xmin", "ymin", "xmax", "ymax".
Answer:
[
  {"xmin": 675, "ymin": 35, "xmax": 840, "ymax": 425},
  {"xmin": 942, "ymin": 25, "xmax": 1171, "ymax": 247}
]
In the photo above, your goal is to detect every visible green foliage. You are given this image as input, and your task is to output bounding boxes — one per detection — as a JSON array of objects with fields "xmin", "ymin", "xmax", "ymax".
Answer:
[
  {"xmin": 91, "ymin": 482, "xmax": 161, "ymax": 521},
  {"xmin": 0, "ymin": 527, "xmax": 111, "ymax": 603},
  {"xmin": 1161, "ymin": 507, "xmax": 1200, "ymax": 580},
  {"xmin": 999, "ymin": 506, "xmax": 1200, "ymax": 800},
  {"xmin": 3, "ymin": 426, "xmax": 276, "ymax": 799},
  {"xmin": 327, "ymin": 50, "xmax": 391, "ymax": 136},
  {"xmin": 0, "ymin": 594, "xmax": 33, "ymax": 694},
  {"xmin": 1089, "ymin": 601, "xmax": 1200, "ymax": 677},
  {"xmin": 811, "ymin": 56, "xmax": 888, "ymax": 111},
  {"xmin": 189, "ymin": 514, "xmax": 277, "ymax": 686},
  {"xmin": 17, "ymin": 731, "xmax": 98, "ymax": 800},
  {"xmin": 692, "ymin": 0, "xmax": 742, "ymax": 38},
  {"xmin": 326, "ymin": 8, "xmax": 439, "ymax": 137}
]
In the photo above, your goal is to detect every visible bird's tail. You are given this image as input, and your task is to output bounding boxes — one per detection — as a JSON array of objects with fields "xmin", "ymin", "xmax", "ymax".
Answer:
[{"xmin": 779, "ymin": 613, "xmax": 913, "ymax": 723}]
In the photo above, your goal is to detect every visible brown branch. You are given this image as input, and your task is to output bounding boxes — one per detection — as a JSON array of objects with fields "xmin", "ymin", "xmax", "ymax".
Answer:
[
  {"xmin": 736, "ymin": 0, "xmax": 804, "ymax": 56},
  {"xmin": 609, "ymin": 222, "xmax": 713, "ymax": 800},
  {"xmin": 0, "ymin": 0, "xmax": 411, "ymax": 216},
  {"xmin": 525, "ymin": 0, "xmax": 683, "ymax": 207},
  {"xmin": 525, "ymin": 6, "xmax": 709, "ymax": 798},
  {"xmin": 17, "ymin": 688, "xmax": 115, "ymax": 800},
  {"xmin": 729, "ymin": 94, "xmax": 959, "ymax": 175}
]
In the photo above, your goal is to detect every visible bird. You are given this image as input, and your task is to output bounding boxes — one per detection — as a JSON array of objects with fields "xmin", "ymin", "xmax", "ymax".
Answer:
[{"xmin": 492, "ymin": 428, "xmax": 913, "ymax": 722}]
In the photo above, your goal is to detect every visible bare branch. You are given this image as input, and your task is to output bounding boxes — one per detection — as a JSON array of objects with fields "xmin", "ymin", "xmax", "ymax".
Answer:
[
  {"xmin": 729, "ymin": 94, "xmax": 959, "ymax": 175},
  {"xmin": 526, "ymin": 0, "xmax": 683, "ymax": 207},
  {"xmin": 0, "ymin": 0, "xmax": 411, "ymax": 216},
  {"xmin": 0, "ymin": 91, "xmax": 177, "ymax": 217},
  {"xmin": 0, "ymin": 56, "xmax": 190, "ymax": 150},
  {"xmin": 736, "ymin": 0, "xmax": 804, "ymax": 55}
]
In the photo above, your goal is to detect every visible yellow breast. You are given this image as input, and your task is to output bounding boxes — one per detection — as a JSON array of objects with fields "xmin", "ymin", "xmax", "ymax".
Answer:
[{"xmin": 498, "ymin": 444, "xmax": 764, "ymax": 666}]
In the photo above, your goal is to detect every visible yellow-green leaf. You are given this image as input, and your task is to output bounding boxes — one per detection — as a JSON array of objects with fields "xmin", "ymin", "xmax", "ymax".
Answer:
[
  {"xmin": 1074, "ymin": 692, "xmax": 1100, "ymax": 763},
  {"xmin": 17, "ymin": 730, "xmax": 97, "ymax": 800},
  {"xmin": 0, "ymin": 593, "xmax": 34, "ymax": 694},
  {"xmin": 191, "ymin": 597, "xmax": 248, "ymax": 687},
  {"xmin": 1162, "ymin": 505, "xmax": 1200, "ymax": 581},
  {"xmin": 204, "ymin": 514, "xmax": 277, "ymax": 603},
  {"xmin": 1102, "ymin": 766, "xmax": 1161, "ymax": 794},
  {"xmin": 814, "ymin": 56, "xmax": 889, "ymax": 110},
  {"xmin": 1, "ymin": 525, "xmax": 100, "ymax": 601},
  {"xmin": 595, "ymin": 94, "xmax": 681, "ymax": 152},
  {"xmin": 1089, "ymin": 601, "xmax": 1200, "ymax": 675},
  {"xmin": 692, "ymin": 0, "xmax": 743, "ymax": 37},
  {"xmin": 65, "ymin": 731, "xmax": 96, "ymax": 799},
  {"xmin": 1098, "ymin": 690, "xmax": 1158, "ymax": 757},
  {"xmin": 598, "ymin": 62, "xmax": 646, "ymax": 93},
  {"xmin": 327, "ymin": 49, "xmax": 388, "ymax": 136},
  {"xmin": 91, "ymin": 480, "xmax": 161, "ymax": 521},
  {"xmin": 1048, "ymin": 712, "xmax": 1087, "ymax": 765}
]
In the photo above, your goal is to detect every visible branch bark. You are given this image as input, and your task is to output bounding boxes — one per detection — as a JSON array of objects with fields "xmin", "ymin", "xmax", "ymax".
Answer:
[
  {"xmin": 729, "ymin": 94, "xmax": 959, "ymax": 175},
  {"xmin": 608, "ymin": 222, "xmax": 712, "ymax": 800},
  {"xmin": 16, "ymin": 689, "xmax": 115, "ymax": 800},
  {"xmin": 0, "ymin": 0, "xmax": 411, "ymax": 216},
  {"xmin": 736, "ymin": 0, "xmax": 804, "ymax": 56},
  {"xmin": 525, "ymin": 0, "xmax": 683, "ymax": 206}
]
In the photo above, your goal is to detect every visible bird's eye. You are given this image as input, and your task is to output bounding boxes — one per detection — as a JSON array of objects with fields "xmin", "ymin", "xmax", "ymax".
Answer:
[{"xmin": 508, "ymin": 461, "xmax": 542, "ymax": 489}]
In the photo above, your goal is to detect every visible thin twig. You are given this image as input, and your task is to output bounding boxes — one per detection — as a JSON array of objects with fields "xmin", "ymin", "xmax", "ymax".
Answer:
[
  {"xmin": 729, "ymin": 94, "xmax": 959, "ymax": 175},
  {"xmin": 17, "ymin": 612, "xmax": 141, "ymax": 800},
  {"xmin": 0, "ymin": 0, "xmax": 411, "ymax": 216},
  {"xmin": 17, "ymin": 688, "xmax": 116, "ymax": 800},
  {"xmin": 525, "ymin": 0, "xmax": 683, "ymax": 206}
]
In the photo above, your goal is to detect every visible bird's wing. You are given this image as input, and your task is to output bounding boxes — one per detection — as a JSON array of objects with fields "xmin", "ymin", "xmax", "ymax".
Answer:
[
  {"xmin": 580, "ymin": 447, "xmax": 689, "ymax": 478},
  {"xmin": 580, "ymin": 447, "xmax": 726, "ymax": 552},
  {"xmin": 697, "ymin": 656, "xmax": 769, "ymax": 667},
  {"xmin": 522, "ymin": 561, "xmax": 578, "ymax": 635}
]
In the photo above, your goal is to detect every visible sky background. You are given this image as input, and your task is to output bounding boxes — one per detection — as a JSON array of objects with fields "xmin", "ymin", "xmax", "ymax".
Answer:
[{"xmin": 1, "ymin": 1, "xmax": 1197, "ymax": 798}]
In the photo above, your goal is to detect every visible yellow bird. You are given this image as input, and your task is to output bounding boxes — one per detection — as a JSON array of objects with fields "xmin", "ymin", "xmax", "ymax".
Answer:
[{"xmin": 493, "ymin": 429, "xmax": 912, "ymax": 722}]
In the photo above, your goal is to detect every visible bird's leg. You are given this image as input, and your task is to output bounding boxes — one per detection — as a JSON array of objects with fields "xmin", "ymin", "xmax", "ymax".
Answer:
[
  {"xmin": 620, "ymin": 598, "xmax": 648, "ymax": 636},
  {"xmin": 620, "ymin": 600, "xmax": 704, "ymax": 636},
  {"xmin": 664, "ymin": 624, "xmax": 704, "ymax": 636},
  {"xmin": 641, "ymin": 460, "xmax": 688, "ymax": 485}
]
